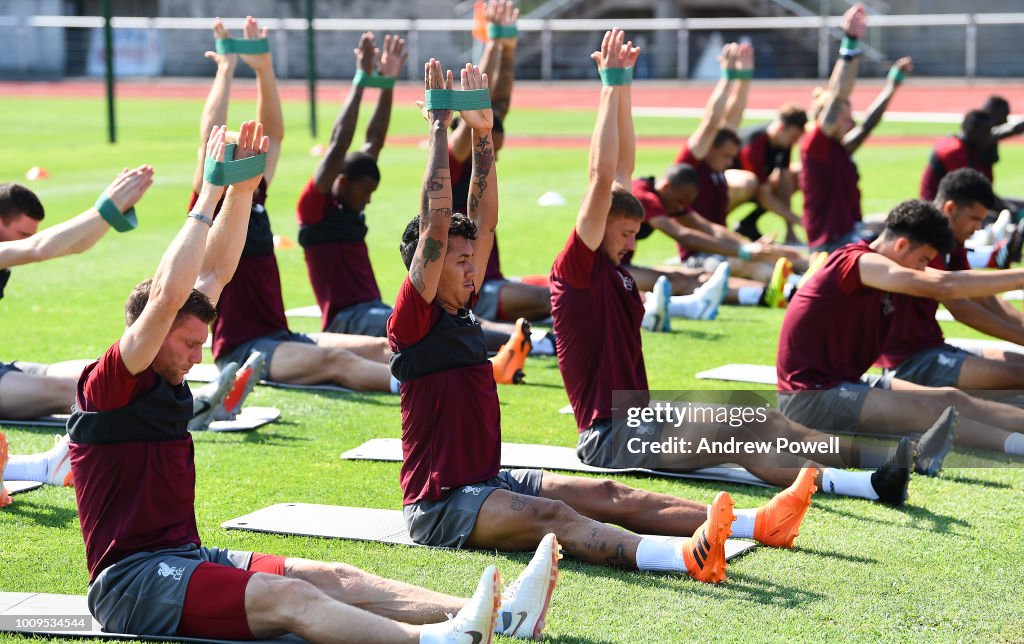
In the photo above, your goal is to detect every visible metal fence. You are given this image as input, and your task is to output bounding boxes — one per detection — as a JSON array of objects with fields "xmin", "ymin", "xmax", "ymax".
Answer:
[{"xmin": 1, "ymin": 13, "xmax": 1023, "ymax": 82}]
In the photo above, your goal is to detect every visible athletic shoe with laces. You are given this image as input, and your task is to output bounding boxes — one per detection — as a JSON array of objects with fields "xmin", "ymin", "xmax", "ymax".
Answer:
[
  {"xmin": 491, "ymin": 319, "xmax": 531, "ymax": 385},
  {"xmin": 993, "ymin": 225, "xmax": 1022, "ymax": 269},
  {"xmin": 698, "ymin": 261, "xmax": 730, "ymax": 320},
  {"xmin": 188, "ymin": 361, "xmax": 239, "ymax": 432},
  {"xmin": 0, "ymin": 432, "xmax": 12, "ymax": 508},
  {"xmin": 641, "ymin": 276, "xmax": 672, "ymax": 331},
  {"xmin": 497, "ymin": 533, "xmax": 561, "ymax": 639},
  {"xmin": 754, "ymin": 464, "xmax": 817, "ymax": 548},
  {"xmin": 760, "ymin": 258, "xmax": 793, "ymax": 308},
  {"xmin": 222, "ymin": 351, "xmax": 265, "ymax": 417},
  {"xmin": 870, "ymin": 437, "xmax": 913, "ymax": 506},
  {"xmin": 913, "ymin": 406, "xmax": 957, "ymax": 477},
  {"xmin": 45, "ymin": 434, "xmax": 73, "ymax": 487},
  {"xmin": 680, "ymin": 491, "xmax": 734, "ymax": 584},
  {"xmin": 421, "ymin": 565, "xmax": 501, "ymax": 644},
  {"xmin": 990, "ymin": 209, "xmax": 1012, "ymax": 245}
]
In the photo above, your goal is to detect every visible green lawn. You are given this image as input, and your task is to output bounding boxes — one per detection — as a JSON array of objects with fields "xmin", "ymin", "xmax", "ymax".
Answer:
[{"xmin": 1, "ymin": 93, "xmax": 1023, "ymax": 642}]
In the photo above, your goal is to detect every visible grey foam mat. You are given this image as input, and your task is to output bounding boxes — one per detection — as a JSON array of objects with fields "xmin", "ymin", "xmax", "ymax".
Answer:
[
  {"xmin": 0, "ymin": 415, "xmax": 67, "ymax": 428},
  {"xmin": 206, "ymin": 406, "xmax": 280, "ymax": 433},
  {"xmin": 285, "ymin": 305, "xmax": 320, "ymax": 318},
  {"xmin": 947, "ymin": 337, "xmax": 1024, "ymax": 354},
  {"xmin": 222, "ymin": 503, "xmax": 757, "ymax": 560},
  {"xmin": 186, "ymin": 363, "xmax": 352, "ymax": 393},
  {"xmin": 341, "ymin": 438, "xmax": 771, "ymax": 488},
  {"xmin": 7, "ymin": 480, "xmax": 43, "ymax": 495},
  {"xmin": 0, "ymin": 592, "xmax": 304, "ymax": 642},
  {"xmin": 695, "ymin": 364, "xmax": 777, "ymax": 385}
]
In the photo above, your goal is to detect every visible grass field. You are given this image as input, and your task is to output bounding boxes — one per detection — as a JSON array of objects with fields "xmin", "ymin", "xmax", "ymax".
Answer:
[{"xmin": 1, "ymin": 90, "xmax": 1023, "ymax": 642}]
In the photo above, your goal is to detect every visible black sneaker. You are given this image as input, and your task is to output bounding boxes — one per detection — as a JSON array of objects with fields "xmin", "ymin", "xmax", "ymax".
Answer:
[
  {"xmin": 870, "ymin": 437, "xmax": 913, "ymax": 506},
  {"xmin": 913, "ymin": 406, "xmax": 957, "ymax": 477}
]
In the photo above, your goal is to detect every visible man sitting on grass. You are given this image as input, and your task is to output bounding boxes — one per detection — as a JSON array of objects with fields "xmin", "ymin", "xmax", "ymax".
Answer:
[{"xmin": 778, "ymin": 199, "xmax": 1024, "ymax": 459}]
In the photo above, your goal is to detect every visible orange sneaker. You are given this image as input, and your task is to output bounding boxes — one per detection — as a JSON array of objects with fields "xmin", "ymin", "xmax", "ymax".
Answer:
[
  {"xmin": 491, "ymin": 318, "xmax": 532, "ymax": 385},
  {"xmin": 754, "ymin": 464, "xmax": 818, "ymax": 549},
  {"xmin": 0, "ymin": 432, "xmax": 12, "ymax": 508},
  {"xmin": 681, "ymin": 491, "xmax": 734, "ymax": 584}
]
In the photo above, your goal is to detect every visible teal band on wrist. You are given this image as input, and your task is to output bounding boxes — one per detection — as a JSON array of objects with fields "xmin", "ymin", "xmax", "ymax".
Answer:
[
  {"xmin": 487, "ymin": 23, "xmax": 518, "ymax": 39},
  {"xmin": 841, "ymin": 36, "xmax": 860, "ymax": 51},
  {"xmin": 353, "ymin": 69, "xmax": 397, "ymax": 89},
  {"xmin": 738, "ymin": 245, "xmax": 753, "ymax": 261},
  {"xmin": 94, "ymin": 193, "xmax": 137, "ymax": 233},
  {"xmin": 424, "ymin": 88, "xmax": 491, "ymax": 111},
  {"xmin": 600, "ymin": 67, "xmax": 633, "ymax": 86},
  {"xmin": 888, "ymin": 67, "xmax": 905, "ymax": 84},
  {"xmin": 203, "ymin": 143, "xmax": 268, "ymax": 186},
  {"xmin": 215, "ymin": 38, "xmax": 270, "ymax": 55},
  {"xmin": 722, "ymin": 69, "xmax": 754, "ymax": 80}
]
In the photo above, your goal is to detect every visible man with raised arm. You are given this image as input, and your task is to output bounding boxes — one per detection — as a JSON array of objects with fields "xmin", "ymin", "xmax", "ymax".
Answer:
[
  {"xmin": 191, "ymin": 18, "xmax": 398, "ymax": 394},
  {"xmin": 778, "ymin": 199, "xmax": 1024, "ymax": 459},
  {"xmin": 881, "ymin": 169, "xmax": 1024, "ymax": 389},
  {"xmin": 553, "ymin": 33, "xmax": 937, "ymax": 508},
  {"xmin": 390, "ymin": 37, "xmax": 822, "ymax": 593},
  {"xmin": 0, "ymin": 171, "xmax": 151, "ymax": 420},
  {"xmin": 802, "ymin": 3, "xmax": 913, "ymax": 253},
  {"xmin": 67, "ymin": 122, "xmax": 530, "ymax": 644}
]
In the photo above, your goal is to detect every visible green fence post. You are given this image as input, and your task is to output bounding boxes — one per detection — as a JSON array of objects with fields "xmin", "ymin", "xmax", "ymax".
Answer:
[
  {"xmin": 102, "ymin": 0, "xmax": 116, "ymax": 143},
  {"xmin": 306, "ymin": 0, "xmax": 317, "ymax": 138}
]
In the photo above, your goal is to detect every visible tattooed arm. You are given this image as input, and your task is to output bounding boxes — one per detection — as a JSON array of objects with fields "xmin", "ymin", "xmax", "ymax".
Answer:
[
  {"xmin": 457, "ymin": 64, "xmax": 496, "ymax": 291},
  {"xmin": 362, "ymin": 34, "xmax": 407, "ymax": 161},
  {"xmin": 409, "ymin": 59, "xmax": 455, "ymax": 302}
]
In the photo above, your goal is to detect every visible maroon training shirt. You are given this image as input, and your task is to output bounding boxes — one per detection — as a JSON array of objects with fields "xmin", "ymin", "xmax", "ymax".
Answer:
[
  {"xmin": 919, "ymin": 136, "xmax": 995, "ymax": 202},
  {"xmin": 777, "ymin": 242, "xmax": 894, "ymax": 392},
  {"xmin": 296, "ymin": 178, "xmax": 382, "ymax": 330},
  {"xmin": 69, "ymin": 341, "xmax": 200, "ymax": 581},
  {"xmin": 878, "ymin": 244, "xmax": 970, "ymax": 368},
  {"xmin": 550, "ymin": 229, "xmax": 650, "ymax": 431},
  {"xmin": 387, "ymin": 278, "xmax": 501, "ymax": 504},
  {"xmin": 800, "ymin": 124, "xmax": 862, "ymax": 249}
]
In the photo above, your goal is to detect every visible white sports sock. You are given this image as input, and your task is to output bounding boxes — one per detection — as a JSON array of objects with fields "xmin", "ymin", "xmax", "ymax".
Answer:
[
  {"xmin": 635, "ymin": 536, "xmax": 686, "ymax": 572},
  {"xmin": 730, "ymin": 508, "xmax": 757, "ymax": 539},
  {"xmin": 821, "ymin": 468, "xmax": 879, "ymax": 500},
  {"xmin": 419, "ymin": 619, "xmax": 453, "ymax": 644},
  {"xmin": 966, "ymin": 246, "xmax": 995, "ymax": 269},
  {"xmin": 737, "ymin": 286, "xmax": 763, "ymax": 306},
  {"xmin": 4, "ymin": 452, "xmax": 48, "ymax": 483},
  {"xmin": 667, "ymin": 294, "xmax": 704, "ymax": 319},
  {"xmin": 530, "ymin": 330, "xmax": 555, "ymax": 356},
  {"xmin": 389, "ymin": 375, "xmax": 401, "ymax": 394},
  {"xmin": 786, "ymin": 273, "xmax": 801, "ymax": 287},
  {"xmin": 1004, "ymin": 432, "xmax": 1024, "ymax": 455}
]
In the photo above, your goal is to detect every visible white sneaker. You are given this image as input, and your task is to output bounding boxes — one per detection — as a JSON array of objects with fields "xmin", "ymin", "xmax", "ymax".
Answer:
[
  {"xmin": 45, "ymin": 434, "xmax": 73, "ymax": 487},
  {"xmin": 695, "ymin": 262, "xmax": 730, "ymax": 320},
  {"xmin": 497, "ymin": 533, "xmax": 561, "ymax": 639},
  {"xmin": 189, "ymin": 362, "xmax": 239, "ymax": 432},
  {"xmin": 991, "ymin": 209, "xmax": 1013, "ymax": 245},
  {"xmin": 641, "ymin": 276, "xmax": 671, "ymax": 332},
  {"xmin": 420, "ymin": 565, "xmax": 500, "ymax": 644}
]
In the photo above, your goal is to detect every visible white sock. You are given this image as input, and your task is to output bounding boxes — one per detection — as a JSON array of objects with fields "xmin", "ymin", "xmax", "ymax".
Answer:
[
  {"xmin": 737, "ymin": 286, "xmax": 763, "ymax": 306},
  {"xmin": 529, "ymin": 330, "xmax": 555, "ymax": 356},
  {"xmin": 635, "ymin": 537, "xmax": 686, "ymax": 572},
  {"xmin": 821, "ymin": 468, "xmax": 879, "ymax": 500},
  {"xmin": 966, "ymin": 246, "xmax": 995, "ymax": 269},
  {"xmin": 4, "ymin": 452, "xmax": 49, "ymax": 483},
  {"xmin": 786, "ymin": 273, "xmax": 801, "ymax": 287},
  {"xmin": 667, "ymin": 294, "xmax": 704, "ymax": 319},
  {"xmin": 1004, "ymin": 432, "xmax": 1024, "ymax": 455},
  {"xmin": 389, "ymin": 375, "xmax": 401, "ymax": 394},
  {"xmin": 730, "ymin": 508, "xmax": 757, "ymax": 539},
  {"xmin": 419, "ymin": 619, "xmax": 453, "ymax": 644}
]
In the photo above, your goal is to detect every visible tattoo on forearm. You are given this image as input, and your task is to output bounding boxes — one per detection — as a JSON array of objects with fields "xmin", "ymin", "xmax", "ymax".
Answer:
[
  {"xmin": 472, "ymin": 135, "xmax": 494, "ymax": 196},
  {"xmin": 410, "ymin": 264, "xmax": 425, "ymax": 292},
  {"xmin": 422, "ymin": 237, "xmax": 442, "ymax": 263},
  {"xmin": 510, "ymin": 495, "xmax": 525, "ymax": 512},
  {"xmin": 425, "ymin": 175, "xmax": 444, "ymax": 193},
  {"xmin": 469, "ymin": 193, "xmax": 479, "ymax": 214},
  {"xmin": 605, "ymin": 543, "xmax": 630, "ymax": 568}
]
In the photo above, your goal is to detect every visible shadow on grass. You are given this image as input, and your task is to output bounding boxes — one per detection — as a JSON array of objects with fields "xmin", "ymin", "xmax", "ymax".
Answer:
[
  {"xmin": 5, "ymin": 497, "xmax": 79, "ymax": 528},
  {"xmin": 240, "ymin": 429, "xmax": 314, "ymax": 445},
  {"xmin": 558, "ymin": 559, "xmax": 824, "ymax": 609},
  {"xmin": 941, "ymin": 473, "xmax": 1013, "ymax": 489},
  {"xmin": 813, "ymin": 499, "xmax": 971, "ymax": 535},
  {"xmin": 794, "ymin": 545, "xmax": 879, "ymax": 565}
]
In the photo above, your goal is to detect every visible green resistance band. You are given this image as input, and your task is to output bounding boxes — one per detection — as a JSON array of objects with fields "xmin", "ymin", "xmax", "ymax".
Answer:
[
  {"xmin": 424, "ymin": 89, "xmax": 492, "ymax": 111},
  {"xmin": 203, "ymin": 143, "xmax": 268, "ymax": 186},
  {"xmin": 94, "ymin": 193, "xmax": 137, "ymax": 233},
  {"xmin": 888, "ymin": 67, "xmax": 905, "ymax": 84},
  {"xmin": 487, "ymin": 23, "xmax": 518, "ymax": 39},
  {"xmin": 214, "ymin": 38, "xmax": 270, "ymax": 55},
  {"xmin": 600, "ymin": 67, "xmax": 633, "ymax": 86},
  {"xmin": 353, "ymin": 69, "xmax": 397, "ymax": 89},
  {"xmin": 722, "ymin": 69, "xmax": 754, "ymax": 80}
]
